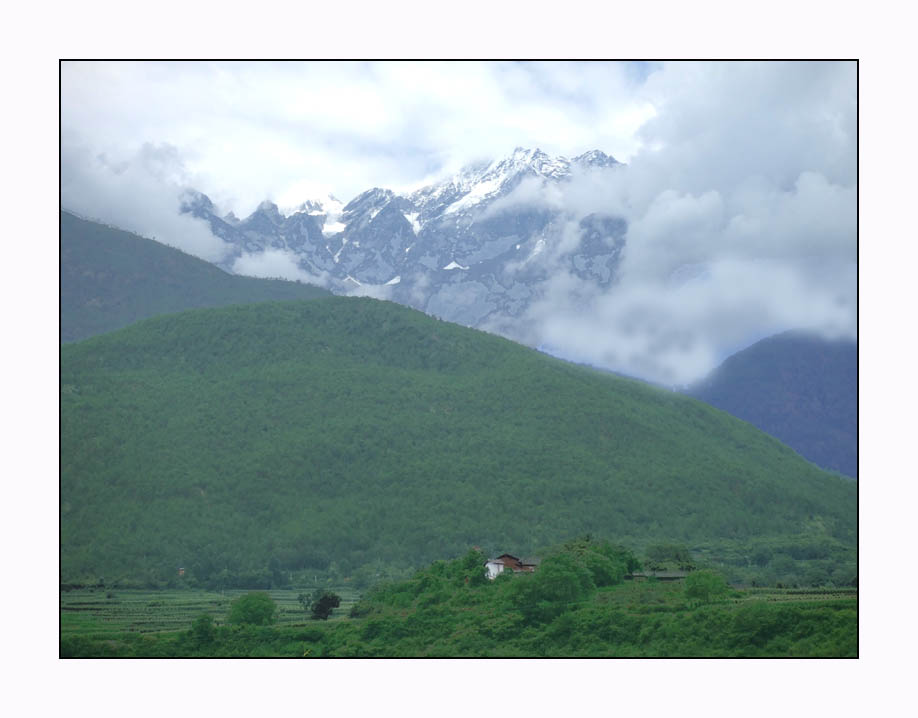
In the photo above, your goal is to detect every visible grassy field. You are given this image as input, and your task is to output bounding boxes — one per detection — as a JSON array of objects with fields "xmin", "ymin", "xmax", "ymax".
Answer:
[{"xmin": 60, "ymin": 587, "xmax": 360, "ymax": 639}]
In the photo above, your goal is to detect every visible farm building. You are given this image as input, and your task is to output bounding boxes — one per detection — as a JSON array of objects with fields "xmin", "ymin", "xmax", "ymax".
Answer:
[{"xmin": 485, "ymin": 554, "xmax": 540, "ymax": 579}]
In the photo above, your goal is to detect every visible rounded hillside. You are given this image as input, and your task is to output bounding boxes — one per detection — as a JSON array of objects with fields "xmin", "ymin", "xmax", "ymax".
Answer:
[{"xmin": 61, "ymin": 297, "xmax": 855, "ymax": 585}]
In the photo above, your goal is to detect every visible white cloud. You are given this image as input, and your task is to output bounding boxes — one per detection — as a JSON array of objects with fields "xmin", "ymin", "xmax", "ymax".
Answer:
[
  {"xmin": 231, "ymin": 248, "xmax": 329, "ymax": 287},
  {"xmin": 61, "ymin": 61, "xmax": 654, "ymax": 216},
  {"xmin": 344, "ymin": 283, "xmax": 395, "ymax": 301},
  {"xmin": 479, "ymin": 61, "xmax": 857, "ymax": 385},
  {"xmin": 60, "ymin": 139, "xmax": 229, "ymax": 263}
]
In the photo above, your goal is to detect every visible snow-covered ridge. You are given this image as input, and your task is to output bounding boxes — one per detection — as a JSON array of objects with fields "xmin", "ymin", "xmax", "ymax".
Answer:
[
  {"xmin": 184, "ymin": 148, "xmax": 618, "ymax": 231},
  {"xmin": 411, "ymin": 147, "xmax": 618, "ymax": 217},
  {"xmin": 282, "ymin": 194, "xmax": 344, "ymax": 219},
  {"xmin": 179, "ymin": 146, "xmax": 628, "ymax": 352},
  {"xmin": 277, "ymin": 195, "xmax": 346, "ymax": 236},
  {"xmin": 403, "ymin": 212, "xmax": 421, "ymax": 234}
]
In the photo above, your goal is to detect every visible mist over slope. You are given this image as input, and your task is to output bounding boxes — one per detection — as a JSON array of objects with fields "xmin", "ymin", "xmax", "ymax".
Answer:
[
  {"xmin": 60, "ymin": 297, "xmax": 855, "ymax": 586},
  {"xmin": 687, "ymin": 331, "xmax": 857, "ymax": 478},
  {"xmin": 61, "ymin": 210, "xmax": 329, "ymax": 342}
]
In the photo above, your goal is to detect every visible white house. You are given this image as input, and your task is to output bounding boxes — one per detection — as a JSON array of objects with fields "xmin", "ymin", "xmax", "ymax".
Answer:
[{"xmin": 484, "ymin": 554, "xmax": 539, "ymax": 579}]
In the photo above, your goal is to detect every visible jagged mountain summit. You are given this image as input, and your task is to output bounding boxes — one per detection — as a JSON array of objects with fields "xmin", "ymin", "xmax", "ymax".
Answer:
[{"xmin": 181, "ymin": 148, "xmax": 626, "ymax": 329}]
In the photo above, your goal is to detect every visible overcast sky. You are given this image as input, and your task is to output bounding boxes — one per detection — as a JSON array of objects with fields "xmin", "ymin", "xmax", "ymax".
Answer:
[
  {"xmin": 61, "ymin": 61, "xmax": 660, "ymax": 216},
  {"xmin": 60, "ymin": 60, "xmax": 857, "ymax": 383}
]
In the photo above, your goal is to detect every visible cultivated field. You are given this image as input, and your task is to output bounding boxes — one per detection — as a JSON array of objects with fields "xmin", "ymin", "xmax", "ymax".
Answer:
[
  {"xmin": 736, "ymin": 586, "xmax": 858, "ymax": 602},
  {"xmin": 60, "ymin": 587, "xmax": 360, "ymax": 639}
]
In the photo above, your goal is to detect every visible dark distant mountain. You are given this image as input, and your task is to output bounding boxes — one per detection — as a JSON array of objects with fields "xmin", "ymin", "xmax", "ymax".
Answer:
[
  {"xmin": 686, "ymin": 331, "xmax": 857, "ymax": 478},
  {"xmin": 61, "ymin": 297, "xmax": 855, "ymax": 586},
  {"xmin": 182, "ymin": 148, "xmax": 627, "ymax": 328},
  {"xmin": 60, "ymin": 210, "xmax": 330, "ymax": 342}
]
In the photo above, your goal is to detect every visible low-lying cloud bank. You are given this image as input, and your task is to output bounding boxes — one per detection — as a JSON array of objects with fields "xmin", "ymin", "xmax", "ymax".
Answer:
[
  {"xmin": 481, "ymin": 167, "xmax": 856, "ymax": 386},
  {"xmin": 231, "ymin": 248, "xmax": 329, "ymax": 286},
  {"xmin": 61, "ymin": 140, "xmax": 230, "ymax": 264},
  {"xmin": 482, "ymin": 62, "xmax": 856, "ymax": 385}
]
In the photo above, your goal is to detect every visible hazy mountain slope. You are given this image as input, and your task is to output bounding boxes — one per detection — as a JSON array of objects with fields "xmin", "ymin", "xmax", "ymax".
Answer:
[
  {"xmin": 60, "ymin": 298, "xmax": 855, "ymax": 585},
  {"xmin": 687, "ymin": 331, "xmax": 857, "ymax": 477},
  {"xmin": 60, "ymin": 210, "xmax": 330, "ymax": 342}
]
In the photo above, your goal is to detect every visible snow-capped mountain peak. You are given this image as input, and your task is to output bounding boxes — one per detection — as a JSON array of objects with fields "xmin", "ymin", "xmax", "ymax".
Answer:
[
  {"xmin": 502, "ymin": 146, "xmax": 570, "ymax": 179},
  {"xmin": 571, "ymin": 149, "xmax": 620, "ymax": 169},
  {"xmin": 282, "ymin": 195, "xmax": 346, "ymax": 235},
  {"xmin": 180, "ymin": 146, "xmax": 627, "ymax": 330},
  {"xmin": 286, "ymin": 194, "xmax": 344, "ymax": 217},
  {"xmin": 409, "ymin": 147, "xmax": 619, "ymax": 218},
  {"xmin": 409, "ymin": 148, "xmax": 567, "ymax": 217}
]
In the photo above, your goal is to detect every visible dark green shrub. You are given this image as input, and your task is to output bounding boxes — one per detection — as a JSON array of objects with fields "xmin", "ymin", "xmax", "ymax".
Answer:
[
  {"xmin": 292, "ymin": 627, "xmax": 324, "ymax": 642},
  {"xmin": 191, "ymin": 614, "xmax": 217, "ymax": 643},
  {"xmin": 349, "ymin": 599, "xmax": 373, "ymax": 618},
  {"xmin": 310, "ymin": 590, "xmax": 341, "ymax": 620}
]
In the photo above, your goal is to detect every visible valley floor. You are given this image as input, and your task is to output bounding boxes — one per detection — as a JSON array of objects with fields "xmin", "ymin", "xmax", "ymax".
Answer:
[{"xmin": 60, "ymin": 582, "xmax": 857, "ymax": 658}]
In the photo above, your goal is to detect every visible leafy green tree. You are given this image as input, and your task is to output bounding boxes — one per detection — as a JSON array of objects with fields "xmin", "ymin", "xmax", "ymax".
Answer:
[
  {"xmin": 458, "ymin": 548, "xmax": 489, "ymax": 587},
  {"xmin": 684, "ymin": 570, "xmax": 729, "ymax": 604},
  {"xmin": 227, "ymin": 591, "xmax": 277, "ymax": 626},
  {"xmin": 310, "ymin": 590, "xmax": 341, "ymax": 620},
  {"xmin": 510, "ymin": 553, "xmax": 595, "ymax": 624},
  {"xmin": 556, "ymin": 536, "xmax": 634, "ymax": 587}
]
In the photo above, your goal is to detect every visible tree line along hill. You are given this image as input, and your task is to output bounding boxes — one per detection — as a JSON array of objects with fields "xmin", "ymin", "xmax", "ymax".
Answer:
[{"xmin": 60, "ymin": 296, "xmax": 856, "ymax": 589}]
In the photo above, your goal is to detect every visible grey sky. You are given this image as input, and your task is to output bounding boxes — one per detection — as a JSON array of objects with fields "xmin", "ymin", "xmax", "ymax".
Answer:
[{"xmin": 61, "ymin": 61, "xmax": 657, "ymax": 215}]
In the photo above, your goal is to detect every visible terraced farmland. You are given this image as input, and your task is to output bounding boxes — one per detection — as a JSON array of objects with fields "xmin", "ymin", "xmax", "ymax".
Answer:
[{"xmin": 60, "ymin": 588, "xmax": 360, "ymax": 639}]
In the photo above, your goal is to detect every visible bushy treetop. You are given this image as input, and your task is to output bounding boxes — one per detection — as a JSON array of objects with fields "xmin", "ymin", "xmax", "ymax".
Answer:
[{"xmin": 227, "ymin": 591, "xmax": 277, "ymax": 626}]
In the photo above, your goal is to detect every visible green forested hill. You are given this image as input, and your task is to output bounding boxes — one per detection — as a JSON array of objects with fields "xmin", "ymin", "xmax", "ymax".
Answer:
[
  {"xmin": 60, "ymin": 210, "xmax": 329, "ymax": 342},
  {"xmin": 60, "ymin": 298, "xmax": 856, "ymax": 587}
]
